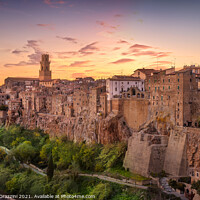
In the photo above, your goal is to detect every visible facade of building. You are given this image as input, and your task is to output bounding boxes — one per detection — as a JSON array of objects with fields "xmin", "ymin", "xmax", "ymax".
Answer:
[
  {"xmin": 106, "ymin": 75, "xmax": 144, "ymax": 100},
  {"xmin": 146, "ymin": 68, "xmax": 199, "ymax": 127}
]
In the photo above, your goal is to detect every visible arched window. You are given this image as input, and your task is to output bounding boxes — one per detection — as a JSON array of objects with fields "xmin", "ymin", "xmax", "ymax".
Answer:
[
  {"xmin": 132, "ymin": 88, "xmax": 136, "ymax": 96},
  {"xmin": 141, "ymin": 94, "xmax": 144, "ymax": 98},
  {"xmin": 137, "ymin": 93, "xmax": 140, "ymax": 98}
]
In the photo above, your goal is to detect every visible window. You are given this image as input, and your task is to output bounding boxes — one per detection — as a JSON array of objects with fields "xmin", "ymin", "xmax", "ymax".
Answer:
[
  {"xmin": 149, "ymin": 87, "xmax": 150, "ymax": 91},
  {"xmin": 163, "ymin": 86, "xmax": 164, "ymax": 90},
  {"xmin": 168, "ymin": 86, "xmax": 170, "ymax": 90},
  {"xmin": 190, "ymin": 78, "xmax": 192, "ymax": 82},
  {"xmin": 178, "ymin": 86, "xmax": 180, "ymax": 90},
  {"xmin": 115, "ymin": 88, "xmax": 117, "ymax": 91},
  {"xmin": 153, "ymin": 96, "xmax": 155, "ymax": 99},
  {"xmin": 161, "ymin": 96, "xmax": 163, "ymax": 101},
  {"xmin": 115, "ymin": 82, "xmax": 117, "ymax": 85},
  {"xmin": 138, "ymin": 72, "xmax": 140, "ymax": 75},
  {"xmin": 163, "ymin": 79, "xmax": 165, "ymax": 83},
  {"xmin": 122, "ymin": 82, "xmax": 123, "ymax": 84},
  {"xmin": 178, "ymin": 79, "xmax": 179, "ymax": 82},
  {"xmin": 168, "ymin": 79, "xmax": 170, "ymax": 82},
  {"xmin": 128, "ymin": 82, "xmax": 129, "ymax": 84},
  {"xmin": 155, "ymin": 87, "xmax": 157, "ymax": 92}
]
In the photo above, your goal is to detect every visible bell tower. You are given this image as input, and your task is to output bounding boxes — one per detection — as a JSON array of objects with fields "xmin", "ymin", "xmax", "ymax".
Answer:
[{"xmin": 39, "ymin": 54, "xmax": 52, "ymax": 81}]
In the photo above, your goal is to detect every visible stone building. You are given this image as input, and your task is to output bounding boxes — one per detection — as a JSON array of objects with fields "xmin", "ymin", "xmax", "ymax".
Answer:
[
  {"xmin": 51, "ymin": 94, "xmax": 67, "ymax": 115},
  {"xmin": 0, "ymin": 93, "xmax": 8, "ymax": 105},
  {"xmin": 132, "ymin": 68, "xmax": 157, "ymax": 80},
  {"xmin": 146, "ymin": 67, "xmax": 200, "ymax": 127},
  {"xmin": 89, "ymin": 86, "xmax": 106, "ymax": 115},
  {"xmin": 98, "ymin": 93, "xmax": 107, "ymax": 117},
  {"xmin": 73, "ymin": 87, "xmax": 90, "ymax": 116},
  {"xmin": 4, "ymin": 77, "xmax": 39, "ymax": 89}
]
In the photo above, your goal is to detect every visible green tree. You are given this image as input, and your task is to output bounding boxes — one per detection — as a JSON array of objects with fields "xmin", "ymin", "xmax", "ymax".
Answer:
[
  {"xmin": 13, "ymin": 141, "xmax": 36, "ymax": 163},
  {"xmin": 90, "ymin": 183, "xmax": 112, "ymax": 200},
  {"xmin": 47, "ymin": 153, "xmax": 54, "ymax": 182}
]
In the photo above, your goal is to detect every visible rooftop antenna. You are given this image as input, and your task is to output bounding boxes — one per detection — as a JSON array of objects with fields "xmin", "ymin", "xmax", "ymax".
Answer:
[
  {"xmin": 157, "ymin": 57, "xmax": 158, "ymax": 70},
  {"xmin": 174, "ymin": 58, "xmax": 176, "ymax": 69}
]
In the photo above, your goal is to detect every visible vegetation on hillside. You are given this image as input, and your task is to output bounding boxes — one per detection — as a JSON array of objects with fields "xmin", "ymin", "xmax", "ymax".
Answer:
[{"xmin": 0, "ymin": 125, "xmax": 149, "ymax": 199}]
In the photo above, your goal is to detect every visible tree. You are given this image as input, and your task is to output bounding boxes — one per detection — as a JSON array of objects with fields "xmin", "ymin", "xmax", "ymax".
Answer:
[
  {"xmin": 47, "ymin": 153, "xmax": 54, "ymax": 182},
  {"xmin": 13, "ymin": 141, "xmax": 36, "ymax": 163}
]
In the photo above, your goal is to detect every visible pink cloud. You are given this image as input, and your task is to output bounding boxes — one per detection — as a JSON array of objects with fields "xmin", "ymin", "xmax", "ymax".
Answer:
[
  {"xmin": 130, "ymin": 44, "xmax": 152, "ymax": 49},
  {"xmin": 113, "ymin": 47, "xmax": 121, "ymax": 51},
  {"xmin": 132, "ymin": 51, "xmax": 171, "ymax": 58},
  {"xmin": 96, "ymin": 21, "xmax": 118, "ymax": 30},
  {"xmin": 114, "ymin": 14, "xmax": 123, "ymax": 18},
  {"xmin": 44, "ymin": 0, "xmax": 67, "ymax": 8},
  {"xmin": 56, "ymin": 36, "xmax": 77, "ymax": 44},
  {"xmin": 154, "ymin": 61, "xmax": 172, "ymax": 64},
  {"xmin": 110, "ymin": 58, "xmax": 135, "ymax": 64},
  {"xmin": 118, "ymin": 40, "xmax": 129, "ymax": 44},
  {"xmin": 36, "ymin": 24, "xmax": 54, "ymax": 30},
  {"xmin": 79, "ymin": 42, "xmax": 99, "ymax": 56},
  {"xmin": 69, "ymin": 61, "xmax": 90, "ymax": 68}
]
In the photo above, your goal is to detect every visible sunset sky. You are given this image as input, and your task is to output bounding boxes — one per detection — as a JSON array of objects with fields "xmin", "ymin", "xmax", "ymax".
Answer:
[{"xmin": 0, "ymin": 0, "xmax": 200, "ymax": 85}]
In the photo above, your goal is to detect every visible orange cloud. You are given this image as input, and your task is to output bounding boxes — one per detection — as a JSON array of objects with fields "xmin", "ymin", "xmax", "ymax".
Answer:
[
  {"xmin": 110, "ymin": 58, "xmax": 135, "ymax": 64},
  {"xmin": 71, "ymin": 73, "xmax": 86, "ymax": 78},
  {"xmin": 69, "ymin": 61, "xmax": 90, "ymax": 68}
]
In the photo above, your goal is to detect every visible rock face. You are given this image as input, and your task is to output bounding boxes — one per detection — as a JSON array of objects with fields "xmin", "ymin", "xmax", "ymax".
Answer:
[{"xmin": 17, "ymin": 109, "xmax": 132, "ymax": 144}]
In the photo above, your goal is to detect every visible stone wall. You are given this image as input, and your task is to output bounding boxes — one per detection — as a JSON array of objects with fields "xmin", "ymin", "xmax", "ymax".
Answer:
[
  {"xmin": 123, "ymin": 132, "xmax": 168, "ymax": 176},
  {"xmin": 163, "ymin": 127, "xmax": 188, "ymax": 176},
  {"xmin": 122, "ymin": 98, "xmax": 149, "ymax": 131}
]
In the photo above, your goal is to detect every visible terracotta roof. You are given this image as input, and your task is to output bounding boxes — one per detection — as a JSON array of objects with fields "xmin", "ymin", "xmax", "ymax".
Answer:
[
  {"xmin": 6, "ymin": 77, "xmax": 39, "ymax": 81},
  {"xmin": 134, "ymin": 68, "xmax": 158, "ymax": 75},
  {"xmin": 109, "ymin": 75, "xmax": 141, "ymax": 81}
]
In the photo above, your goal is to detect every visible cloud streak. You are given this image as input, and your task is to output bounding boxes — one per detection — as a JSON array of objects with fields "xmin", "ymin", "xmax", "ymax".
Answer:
[
  {"xmin": 5, "ymin": 40, "xmax": 44, "ymax": 67},
  {"xmin": 56, "ymin": 36, "xmax": 78, "ymax": 44},
  {"xmin": 110, "ymin": 58, "xmax": 135, "ymax": 64},
  {"xmin": 96, "ymin": 20, "xmax": 118, "ymax": 30},
  {"xmin": 79, "ymin": 42, "xmax": 99, "ymax": 56},
  {"xmin": 36, "ymin": 24, "xmax": 54, "ymax": 30},
  {"xmin": 44, "ymin": 0, "xmax": 67, "ymax": 7}
]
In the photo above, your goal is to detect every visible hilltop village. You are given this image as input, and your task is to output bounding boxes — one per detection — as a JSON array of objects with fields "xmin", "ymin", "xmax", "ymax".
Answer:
[{"xmin": 1, "ymin": 54, "xmax": 200, "ymax": 184}]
